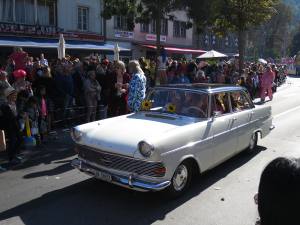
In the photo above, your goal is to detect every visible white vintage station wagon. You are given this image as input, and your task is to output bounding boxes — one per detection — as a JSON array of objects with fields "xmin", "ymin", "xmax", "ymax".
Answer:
[{"xmin": 71, "ymin": 84, "xmax": 274, "ymax": 196}]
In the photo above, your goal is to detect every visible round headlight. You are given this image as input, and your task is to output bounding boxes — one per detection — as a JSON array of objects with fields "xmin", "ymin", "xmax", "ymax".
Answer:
[
  {"xmin": 138, "ymin": 141, "xmax": 154, "ymax": 157},
  {"xmin": 71, "ymin": 127, "xmax": 83, "ymax": 142}
]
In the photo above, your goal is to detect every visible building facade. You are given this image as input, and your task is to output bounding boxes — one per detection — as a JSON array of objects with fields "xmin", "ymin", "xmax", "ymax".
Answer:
[
  {"xmin": 0, "ymin": 0, "xmax": 107, "ymax": 60},
  {"xmin": 57, "ymin": 0, "xmax": 104, "ymax": 40},
  {"xmin": 0, "ymin": 0, "xmax": 235, "ymax": 60},
  {"xmin": 105, "ymin": 10, "xmax": 204, "ymax": 60}
]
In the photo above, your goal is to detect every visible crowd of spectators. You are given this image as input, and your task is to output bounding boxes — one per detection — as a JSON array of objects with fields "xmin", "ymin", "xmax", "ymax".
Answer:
[{"xmin": 0, "ymin": 47, "xmax": 287, "ymax": 164}]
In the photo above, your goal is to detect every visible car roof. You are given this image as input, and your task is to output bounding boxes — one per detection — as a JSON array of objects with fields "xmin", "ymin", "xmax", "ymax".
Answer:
[{"xmin": 157, "ymin": 83, "xmax": 246, "ymax": 94}]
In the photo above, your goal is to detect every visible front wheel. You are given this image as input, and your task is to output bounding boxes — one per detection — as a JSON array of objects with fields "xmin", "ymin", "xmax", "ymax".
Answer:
[{"xmin": 165, "ymin": 162, "xmax": 192, "ymax": 198}]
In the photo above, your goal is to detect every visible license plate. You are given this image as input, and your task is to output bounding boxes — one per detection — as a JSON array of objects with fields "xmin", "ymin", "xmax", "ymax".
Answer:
[{"xmin": 94, "ymin": 170, "xmax": 112, "ymax": 182}]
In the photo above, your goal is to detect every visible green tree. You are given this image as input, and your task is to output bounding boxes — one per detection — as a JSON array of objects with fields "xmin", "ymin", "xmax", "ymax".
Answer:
[
  {"xmin": 264, "ymin": 2, "xmax": 292, "ymax": 58},
  {"xmin": 218, "ymin": 0, "xmax": 279, "ymax": 73},
  {"xmin": 190, "ymin": 0, "xmax": 278, "ymax": 74},
  {"xmin": 290, "ymin": 25, "xmax": 300, "ymax": 56},
  {"xmin": 102, "ymin": 0, "xmax": 188, "ymax": 83}
]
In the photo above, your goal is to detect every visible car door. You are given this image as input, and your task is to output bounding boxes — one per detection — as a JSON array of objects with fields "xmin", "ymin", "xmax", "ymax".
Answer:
[
  {"xmin": 229, "ymin": 91, "xmax": 256, "ymax": 152},
  {"xmin": 210, "ymin": 92, "xmax": 238, "ymax": 166}
]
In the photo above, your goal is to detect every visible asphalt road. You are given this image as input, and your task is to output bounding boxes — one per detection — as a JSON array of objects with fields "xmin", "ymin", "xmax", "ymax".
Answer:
[{"xmin": 0, "ymin": 77, "xmax": 300, "ymax": 225}]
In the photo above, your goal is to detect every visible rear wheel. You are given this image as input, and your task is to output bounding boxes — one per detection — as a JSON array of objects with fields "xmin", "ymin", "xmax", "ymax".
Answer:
[
  {"xmin": 165, "ymin": 161, "xmax": 193, "ymax": 198},
  {"xmin": 247, "ymin": 132, "xmax": 258, "ymax": 153}
]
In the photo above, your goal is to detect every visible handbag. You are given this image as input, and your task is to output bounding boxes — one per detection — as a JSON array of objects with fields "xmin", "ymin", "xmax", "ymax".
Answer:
[{"xmin": 0, "ymin": 130, "xmax": 6, "ymax": 152}]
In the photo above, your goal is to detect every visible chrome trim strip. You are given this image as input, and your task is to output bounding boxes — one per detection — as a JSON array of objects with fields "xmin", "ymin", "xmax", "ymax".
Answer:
[{"xmin": 71, "ymin": 159, "xmax": 170, "ymax": 192}]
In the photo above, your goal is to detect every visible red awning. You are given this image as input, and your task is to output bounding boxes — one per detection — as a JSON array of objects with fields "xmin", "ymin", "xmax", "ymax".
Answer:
[{"xmin": 142, "ymin": 44, "xmax": 206, "ymax": 54}]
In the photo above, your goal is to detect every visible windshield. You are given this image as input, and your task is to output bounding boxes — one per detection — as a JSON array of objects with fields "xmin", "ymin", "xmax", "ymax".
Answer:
[{"xmin": 145, "ymin": 88, "xmax": 209, "ymax": 118}]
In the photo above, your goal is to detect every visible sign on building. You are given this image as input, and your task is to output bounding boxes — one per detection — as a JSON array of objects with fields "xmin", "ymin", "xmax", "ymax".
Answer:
[
  {"xmin": 145, "ymin": 34, "xmax": 167, "ymax": 42},
  {"xmin": 115, "ymin": 31, "xmax": 134, "ymax": 39}
]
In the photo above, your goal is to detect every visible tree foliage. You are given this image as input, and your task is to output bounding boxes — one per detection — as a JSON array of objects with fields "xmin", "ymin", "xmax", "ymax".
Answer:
[
  {"xmin": 102, "ymin": 0, "xmax": 188, "ymax": 31},
  {"xmin": 189, "ymin": 0, "xmax": 278, "ymax": 73},
  {"xmin": 290, "ymin": 26, "xmax": 300, "ymax": 56},
  {"xmin": 102, "ymin": 0, "xmax": 190, "ymax": 83},
  {"xmin": 264, "ymin": 2, "xmax": 292, "ymax": 57},
  {"xmin": 214, "ymin": 0, "xmax": 278, "ymax": 33}
]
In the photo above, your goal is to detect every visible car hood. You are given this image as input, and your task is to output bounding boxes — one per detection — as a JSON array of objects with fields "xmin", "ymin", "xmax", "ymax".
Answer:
[{"xmin": 75, "ymin": 112, "xmax": 196, "ymax": 157}]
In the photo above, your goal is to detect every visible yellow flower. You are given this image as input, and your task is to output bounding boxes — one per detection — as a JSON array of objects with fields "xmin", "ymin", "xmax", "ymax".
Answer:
[
  {"xmin": 166, "ymin": 103, "xmax": 176, "ymax": 113},
  {"xmin": 142, "ymin": 100, "xmax": 152, "ymax": 111}
]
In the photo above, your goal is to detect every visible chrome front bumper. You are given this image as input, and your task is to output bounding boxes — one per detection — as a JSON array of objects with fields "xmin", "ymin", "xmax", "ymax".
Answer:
[{"xmin": 71, "ymin": 158, "xmax": 171, "ymax": 192}]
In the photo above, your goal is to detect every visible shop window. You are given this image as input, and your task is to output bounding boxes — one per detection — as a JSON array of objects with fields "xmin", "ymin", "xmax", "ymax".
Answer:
[
  {"xmin": 114, "ymin": 16, "xmax": 132, "ymax": 31},
  {"xmin": 37, "ymin": 0, "xmax": 56, "ymax": 26},
  {"xmin": 150, "ymin": 19, "xmax": 156, "ymax": 34},
  {"xmin": 78, "ymin": 6, "xmax": 89, "ymax": 31},
  {"xmin": 140, "ymin": 22, "xmax": 149, "ymax": 33},
  {"xmin": 150, "ymin": 19, "xmax": 168, "ymax": 35},
  {"xmin": 173, "ymin": 20, "xmax": 186, "ymax": 38},
  {"xmin": 0, "ymin": 0, "xmax": 13, "ymax": 22},
  {"xmin": 161, "ymin": 18, "xmax": 168, "ymax": 35},
  {"xmin": 15, "ymin": 0, "xmax": 35, "ymax": 24}
]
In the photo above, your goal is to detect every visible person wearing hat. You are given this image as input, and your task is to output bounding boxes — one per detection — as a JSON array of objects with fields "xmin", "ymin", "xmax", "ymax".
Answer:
[
  {"xmin": 0, "ymin": 87, "xmax": 22, "ymax": 164},
  {"xmin": 12, "ymin": 69, "xmax": 33, "ymax": 96}
]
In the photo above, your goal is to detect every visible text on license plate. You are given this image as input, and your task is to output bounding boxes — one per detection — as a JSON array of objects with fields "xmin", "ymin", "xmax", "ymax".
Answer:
[{"xmin": 94, "ymin": 170, "xmax": 112, "ymax": 182}]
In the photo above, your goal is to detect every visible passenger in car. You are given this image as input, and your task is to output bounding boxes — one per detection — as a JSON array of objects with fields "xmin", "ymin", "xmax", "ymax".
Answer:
[
  {"xmin": 192, "ymin": 95, "xmax": 207, "ymax": 118},
  {"xmin": 181, "ymin": 92, "xmax": 197, "ymax": 115},
  {"xmin": 214, "ymin": 97, "xmax": 225, "ymax": 114},
  {"xmin": 230, "ymin": 94, "xmax": 242, "ymax": 112}
]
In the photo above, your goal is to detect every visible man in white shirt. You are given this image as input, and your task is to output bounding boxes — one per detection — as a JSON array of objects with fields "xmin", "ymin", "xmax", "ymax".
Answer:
[{"xmin": 39, "ymin": 53, "xmax": 49, "ymax": 67}]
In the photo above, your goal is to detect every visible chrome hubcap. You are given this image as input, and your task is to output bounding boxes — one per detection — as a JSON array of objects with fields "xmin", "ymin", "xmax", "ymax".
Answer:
[
  {"xmin": 249, "ymin": 134, "xmax": 256, "ymax": 149},
  {"xmin": 173, "ymin": 164, "xmax": 188, "ymax": 191}
]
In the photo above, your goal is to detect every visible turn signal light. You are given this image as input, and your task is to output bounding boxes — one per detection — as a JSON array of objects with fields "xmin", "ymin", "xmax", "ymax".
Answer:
[{"xmin": 153, "ymin": 167, "xmax": 166, "ymax": 175}]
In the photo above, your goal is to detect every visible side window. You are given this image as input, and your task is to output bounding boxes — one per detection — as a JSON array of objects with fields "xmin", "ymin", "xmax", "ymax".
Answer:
[
  {"xmin": 230, "ymin": 91, "xmax": 252, "ymax": 112},
  {"xmin": 211, "ymin": 93, "xmax": 231, "ymax": 116}
]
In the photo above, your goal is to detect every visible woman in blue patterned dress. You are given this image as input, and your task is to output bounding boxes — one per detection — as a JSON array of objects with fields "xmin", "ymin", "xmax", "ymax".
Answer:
[{"xmin": 127, "ymin": 60, "xmax": 146, "ymax": 112}]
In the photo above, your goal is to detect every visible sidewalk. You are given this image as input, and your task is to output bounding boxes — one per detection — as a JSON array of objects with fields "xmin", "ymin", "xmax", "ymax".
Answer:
[{"xmin": 0, "ymin": 129, "xmax": 73, "ymax": 172}]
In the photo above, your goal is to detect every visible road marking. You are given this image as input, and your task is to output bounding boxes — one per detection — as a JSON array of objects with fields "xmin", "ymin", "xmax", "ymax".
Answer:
[{"xmin": 274, "ymin": 105, "xmax": 300, "ymax": 119}]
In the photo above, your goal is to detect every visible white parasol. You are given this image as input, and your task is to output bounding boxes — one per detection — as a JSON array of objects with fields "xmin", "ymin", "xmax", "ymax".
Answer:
[
  {"xmin": 196, "ymin": 50, "xmax": 228, "ymax": 59},
  {"xmin": 57, "ymin": 33, "xmax": 65, "ymax": 60},
  {"xmin": 114, "ymin": 42, "xmax": 120, "ymax": 61},
  {"xmin": 258, "ymin": 58, "xmax": 268, "ymax": 64}
]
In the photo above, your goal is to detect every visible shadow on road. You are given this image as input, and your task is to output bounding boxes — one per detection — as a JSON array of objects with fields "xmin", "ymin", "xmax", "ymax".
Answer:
[
  {"xmin": 23, "ymin": 163, "xmax": 73, "ymax": 179},
  {"xmin": 10, "ymin": 132, "xmax": 76, "ymax": 172},
  {"xmin": 0, "ymin": 146, "xmax": 265, "ymax": 225}
]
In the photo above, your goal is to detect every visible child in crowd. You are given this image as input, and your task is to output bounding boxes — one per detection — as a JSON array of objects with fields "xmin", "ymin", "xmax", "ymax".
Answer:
[
  {"xmin": 36, "ymin": 85, "xmax": 48, "ymax": 141},
  {"xmin": 25, "ymin": 97, "xmax": 41, "ymax": 145}
]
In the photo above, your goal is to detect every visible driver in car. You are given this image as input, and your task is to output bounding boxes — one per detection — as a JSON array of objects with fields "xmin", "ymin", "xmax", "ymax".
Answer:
[{"xmin": 181, "ymin": 93, "xmax": 208, "ymax": 118}]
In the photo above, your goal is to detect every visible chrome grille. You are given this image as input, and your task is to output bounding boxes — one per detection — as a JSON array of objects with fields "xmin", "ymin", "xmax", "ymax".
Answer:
[{"xmin": 77, "ymin": 145, "xmax": 165, "ymax": 177}]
